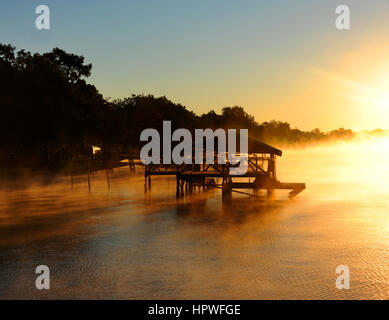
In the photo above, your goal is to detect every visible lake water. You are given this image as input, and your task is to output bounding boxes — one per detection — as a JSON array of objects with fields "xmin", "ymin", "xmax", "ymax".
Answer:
[{"xmin": 0, "ymin": 139, "xmax": 388, "ymax": 299}]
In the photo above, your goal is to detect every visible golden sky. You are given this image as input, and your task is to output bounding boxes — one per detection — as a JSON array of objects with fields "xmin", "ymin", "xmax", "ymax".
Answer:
[{"xmin": 3, "ymin": 1, "xmax": 389, "ymax": 131}]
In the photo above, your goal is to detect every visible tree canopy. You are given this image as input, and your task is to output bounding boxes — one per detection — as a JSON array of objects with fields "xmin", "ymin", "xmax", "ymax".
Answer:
[{"xmin": 0, "ymin": 43, "xmax": 356, "ymax": 161}]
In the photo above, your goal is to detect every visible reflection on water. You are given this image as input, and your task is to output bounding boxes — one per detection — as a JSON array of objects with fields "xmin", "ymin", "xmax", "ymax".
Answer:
[{"xmin": 0, "ymin": 139, "xmax": 388, "ymax": 299}]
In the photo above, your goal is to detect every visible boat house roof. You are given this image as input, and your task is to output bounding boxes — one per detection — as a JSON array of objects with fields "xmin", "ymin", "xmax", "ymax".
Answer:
[{"xmin": 249, "ymin": 139, "xmax": 282, "ymax": 156}]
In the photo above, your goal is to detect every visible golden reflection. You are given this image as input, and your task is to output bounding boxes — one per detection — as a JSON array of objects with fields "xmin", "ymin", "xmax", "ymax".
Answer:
[{"xmin": 0, "ymin": 138, "xmax": 389, "ymax": 299}]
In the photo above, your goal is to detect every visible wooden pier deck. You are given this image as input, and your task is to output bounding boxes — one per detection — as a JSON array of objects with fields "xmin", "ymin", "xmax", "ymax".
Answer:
[
  {"xmin": 63, "ymin": 141, "xmax": 306, "ymax": 200},
  {"xmin": 142, "ymin": 153, "xmax": 306, "ymax": 199}
]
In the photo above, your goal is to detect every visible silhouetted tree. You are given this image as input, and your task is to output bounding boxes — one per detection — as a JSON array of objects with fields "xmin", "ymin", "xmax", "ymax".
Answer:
[{"xmin": 0, "ymin": 43, "xmax": 358, "ymax": 169}]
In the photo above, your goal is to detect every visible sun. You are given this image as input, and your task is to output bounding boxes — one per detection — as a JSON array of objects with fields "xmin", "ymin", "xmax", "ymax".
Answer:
[
  {"xmin": 370, "ymin": 68, "xmax": 389, "ymax": 108},
  {"xmin": 374, "ymin": 91, "xmax": 389, "ymax": 109},
  {"xmin": 351, "ymin": 70, "xmax": 389, "ymax": 115}
]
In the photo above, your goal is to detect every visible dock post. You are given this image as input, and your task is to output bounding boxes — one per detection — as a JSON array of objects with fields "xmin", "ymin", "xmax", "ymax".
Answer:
[
  {"xmin": 176, "ymin": 175, "xmax": 179, "ymax": 197},
  {"xmin": 267, "ymin": 188, "xmax": 274, "ymax": 198},
  {"xmin": 87, "ymin": 158, "xmax": 91, "ymax": 193},
  {"xmin": 176, "ymin": 175, "xmax": 184, "ymax": 198},
  {"xmin": 144, "ymin": 165, "xmax": 148, "ymax": 189},
  {"xmin": 106, "ymin": 162, "xmax": 110, "ymax": 190},
  {"xmin": 129, "ymin": 155, "xmax": 135, "ymax": 172},
  {"xmin": 222, "ymin": 182, "xmax": 232, "ymax": 200},
  {"xmin": 70, "ymin": 158, "xmax": 74, "ymax": 190}
]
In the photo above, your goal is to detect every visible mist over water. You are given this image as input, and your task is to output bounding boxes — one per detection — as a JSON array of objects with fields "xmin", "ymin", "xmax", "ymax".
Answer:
[{"xmin": 0, "ymin": 138, "xmax": 388, "ymax": 299}]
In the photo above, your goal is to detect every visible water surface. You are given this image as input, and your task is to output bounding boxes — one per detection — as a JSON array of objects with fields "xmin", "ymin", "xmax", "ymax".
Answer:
[{"xmin": 0, "ymin": 139, "xmax": 388, "ymax": 299}]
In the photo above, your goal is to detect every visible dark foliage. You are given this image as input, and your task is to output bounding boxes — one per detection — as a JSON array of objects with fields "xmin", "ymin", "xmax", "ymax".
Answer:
[{"xmin": 0, "ymin": 44, "xmax": 355, "ymax": 160}]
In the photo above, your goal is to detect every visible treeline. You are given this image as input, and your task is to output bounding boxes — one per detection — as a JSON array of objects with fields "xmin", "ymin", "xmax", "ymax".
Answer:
[{"xmin": 0, "ymin": 44, "xmax": 355, "ymax": 160}]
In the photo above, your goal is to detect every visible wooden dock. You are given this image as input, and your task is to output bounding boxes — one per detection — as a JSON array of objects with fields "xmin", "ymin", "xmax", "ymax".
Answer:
[
  {"xmin": 63, "ymin": 141, "xmax": 306, "ymax": 200},
  {"xmin": 142, "ymin": 150, "xmax": 305, "ymax": 200}
]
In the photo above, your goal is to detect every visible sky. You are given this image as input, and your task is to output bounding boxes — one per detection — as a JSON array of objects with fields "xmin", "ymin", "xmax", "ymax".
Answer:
[{"xmin": 1, "ymin": 0, "xmax": 389, "ymax": 131}]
